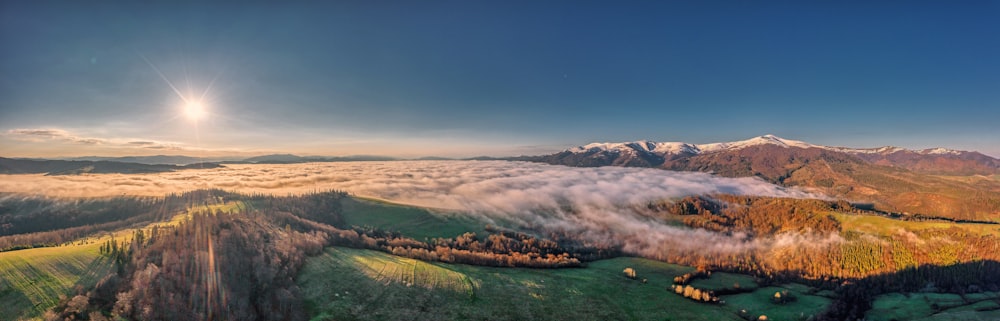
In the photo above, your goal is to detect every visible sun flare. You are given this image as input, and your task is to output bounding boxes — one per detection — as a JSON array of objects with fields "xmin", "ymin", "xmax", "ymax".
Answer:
[{"xmin": 184, "ymin": 101, "xmax": 207, "ymax": 121}]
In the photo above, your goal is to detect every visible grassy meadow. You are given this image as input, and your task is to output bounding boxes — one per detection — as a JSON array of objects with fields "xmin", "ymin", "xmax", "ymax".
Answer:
[
  {"xmin": 0, "ymin": 242, "xmax": 112, "ymax": 320},
  {"xmin": 833, "ymin": 213, "xmax": 1000, "ymax": 237},
  {"xmin": 0, "ymin": 200, "xmax": 228, "ymax": 320},
  {"xmin": 867, "ymin": 292, "xmax": 1000, "ymax": 321},
  {"xmin": 298, "ymin": 247, "xmax": 833, "ymax": 321},
  {"xmin": 341, "ymin": 197, "xmax": 488, "ymax": 240}
]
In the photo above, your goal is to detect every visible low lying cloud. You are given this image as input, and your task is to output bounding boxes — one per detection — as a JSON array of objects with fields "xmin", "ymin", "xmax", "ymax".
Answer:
[{"xmin": 0, "ymin": 161, "xmax": 835, "ymax": 257}]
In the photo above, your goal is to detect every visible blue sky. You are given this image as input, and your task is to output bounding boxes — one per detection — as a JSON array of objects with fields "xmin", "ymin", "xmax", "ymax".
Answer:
[{"xmin": 1, "ymin": 1, "xmax": 998, "ymax": 157}]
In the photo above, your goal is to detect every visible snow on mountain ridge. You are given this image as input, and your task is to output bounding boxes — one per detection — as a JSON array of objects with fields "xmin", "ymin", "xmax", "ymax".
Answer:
[
  {"xmin": 920, "ymin": 147, "xmax": 964, "ymax": 156},
  {"xmin": 568, "ymin": 135, "xmax": 819, "ymax": 155},
  {"xmin": 696, "ymin": 134, "xmax": 818, "ymax": 153},
  {"xmin": 566, "ymin": 135, "xmax": 974, "ymax": 157}
]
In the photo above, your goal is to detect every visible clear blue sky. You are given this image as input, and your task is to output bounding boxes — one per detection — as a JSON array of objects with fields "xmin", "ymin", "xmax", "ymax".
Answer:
[{"xmin": 1, "ymin": 1, "xmax": 998, "ymax": 157}]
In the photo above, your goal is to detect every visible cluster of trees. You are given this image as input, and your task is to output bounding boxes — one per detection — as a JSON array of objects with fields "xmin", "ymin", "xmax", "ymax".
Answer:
[
  {"xmin": 669, "ymin": 284, "xmax": 720, "ymax": 303},
  {"xmin": 672, "ymin": 267, "xmax": 711, "ymax": 285},
  {"xmin": 326, "ymin": 228, "xmax": 586, "ymax": 268},
  {"xmin": 45, "ymin": 190, "xmax": 610, "ymax": 320},
  {"xmin": 50, "ymin": 210, "xmax": 326, "ymax": 321},
  {"xmin": 666, "ymin": 266, "xmax": 721, "ymax": 303},
  {"xmin": 2, "ymin": 221, "xmax": 120, "ymax": 252},
  {"xmin": 816, "ymin": 261, "xmax": 1000, "ymax": 321},
  {"xmin": 662, "ymin": 195, "xmax": 842, "ymax": 236},
  {"xmin": 253, "ymin": 197, "xmax": 600, "ymax": 269},
  {"xmin": 0, "ymin": 190, "xmax": 232, "ymax": 251},
  {"xmin": 642, "ymin": 195, "xmax": 1000, "ymax": 282}
]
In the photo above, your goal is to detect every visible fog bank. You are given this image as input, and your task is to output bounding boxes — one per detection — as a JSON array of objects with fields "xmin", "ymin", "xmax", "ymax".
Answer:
[{"xmin": 0, "ymin": 161, "xmax": 833, "ymax": 256}]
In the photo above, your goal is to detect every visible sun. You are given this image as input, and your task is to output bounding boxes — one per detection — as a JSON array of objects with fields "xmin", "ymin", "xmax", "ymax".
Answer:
[{"xmin": 184, "ymin": 101, "xmax": 207, "ymax": 121}]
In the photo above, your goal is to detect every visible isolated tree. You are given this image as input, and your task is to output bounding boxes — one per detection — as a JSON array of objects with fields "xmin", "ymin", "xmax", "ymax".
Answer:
[{"xmin": 623, "ymin": 267, "xmax": 636, "ymax": 279}]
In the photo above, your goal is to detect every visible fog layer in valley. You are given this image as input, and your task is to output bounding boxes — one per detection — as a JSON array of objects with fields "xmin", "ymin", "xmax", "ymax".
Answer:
[{"xmin": 0, "ymin": 161, "xmax": 834, "ymax": 256}]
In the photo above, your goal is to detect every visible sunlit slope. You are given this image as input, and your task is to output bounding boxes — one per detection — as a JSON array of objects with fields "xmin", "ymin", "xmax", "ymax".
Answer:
[
  {"xmin": 299, "ymin": 247, "xmax": 832, "ymax": 321},
  {"xmin": 340, "ymin": 197, "xmax": 487, "ymax": 240},
  {"xmin": 0, "ymin": 242, "xmax": 112, "ymax": 320},
  {"xmin": 0, "ymin": 201, "xmax": 240, "ymax": 320},
  {"xmin": 834, "ymin": 212, "xmax": 1000, "ymax": 237}
]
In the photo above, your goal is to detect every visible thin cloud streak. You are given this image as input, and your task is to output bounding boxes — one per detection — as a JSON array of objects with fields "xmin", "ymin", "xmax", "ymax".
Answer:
[{"xmin": 6, "ymin": 128, "xmax": 194, "ymax": 153}]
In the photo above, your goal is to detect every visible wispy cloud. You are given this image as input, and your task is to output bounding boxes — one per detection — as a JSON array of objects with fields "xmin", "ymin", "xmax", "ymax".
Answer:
[
  {"xmin": 8, "ymin": 128, "xmax": 109, "ymax": 145},
  {"xmin": 6, "ymin": 128, "xmax": 184, "ymax": 151}
]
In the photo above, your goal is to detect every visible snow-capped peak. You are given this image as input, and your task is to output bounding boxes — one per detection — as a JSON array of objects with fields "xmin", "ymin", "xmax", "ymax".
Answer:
[
  {"xmin": 696, "ymin": 134, "xmax": 818, "ymax": 153},
  {"xmin": 919, "ymin": 147, "xmax": 964, "ymax": 156},
  {"xmin": 569, "ymin": 142, "xmax": 631, "ymax": 153},
  {"xmin": 564, "ymin": 135, "xmax": 977, "ymax": 158},
  {"xmin": 567, "ymin": 135, "xmax": 817, "ymax": 155},
  {"xmin": 826, "ymin": 145, "xmax": 905, "ymax": 154},
  {"xmin": 569, "ymin": 141, "xmax": 699, "ymax": 154}
]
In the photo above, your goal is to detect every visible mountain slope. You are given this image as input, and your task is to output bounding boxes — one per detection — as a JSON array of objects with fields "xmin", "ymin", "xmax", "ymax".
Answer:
[
  {"xmin": 524, "ymin": 135, "xmax": 999, "ymax": 175},
  {"xmin": 519, "ymin": 135, "xmax": 1000, "ymax": 220}
]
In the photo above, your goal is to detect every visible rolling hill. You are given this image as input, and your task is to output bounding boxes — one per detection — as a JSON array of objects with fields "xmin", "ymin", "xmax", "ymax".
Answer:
[{"xmin": 518, "ymin": 135, "xmax": 1000, "ymax": 220}]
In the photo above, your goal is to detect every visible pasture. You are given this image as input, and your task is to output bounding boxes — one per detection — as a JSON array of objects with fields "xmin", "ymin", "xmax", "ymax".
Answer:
[{"xmin": 299, "ymin": 247, "xmax": 834, "ymax": 321}]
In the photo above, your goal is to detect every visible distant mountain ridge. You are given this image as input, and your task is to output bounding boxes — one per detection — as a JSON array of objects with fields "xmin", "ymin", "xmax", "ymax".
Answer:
[
  {"xmin": 62, "ymin": 155, "xmax": 243, "ymax": 165},
  {"xmin": 523, "ymin": 134, "xmax": 999, "ymax": 175},
  {"xmin": 0, "ymin": 153, "xmax": 403, "ymax": 176},
  {"xmin": 517, "ymin": 135, "xmax": 1000, "ymax": 221},
  {"xmin": 240, "ymin": 154, "xmax": 397, "ymax": 164},
  {"xmin": 0, "ymin": 157, "xmax": 222, "ymax": 175}
]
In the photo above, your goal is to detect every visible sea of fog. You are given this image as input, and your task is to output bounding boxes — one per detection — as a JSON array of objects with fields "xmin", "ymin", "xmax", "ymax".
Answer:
[{"xmin": 0, "ymin": 160, "xmax": 837, "ymax": 256}]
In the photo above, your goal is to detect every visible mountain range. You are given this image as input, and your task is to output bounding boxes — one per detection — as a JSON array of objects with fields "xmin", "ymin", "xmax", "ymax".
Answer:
[
  {"xmin": 0, "ymin": 158, "xmax": 223, "ymax": 176},
  {"xmin": 519, "ymin": 134, "xmax": 999, "ymax": 176},
  {"xmin": 517, "ymin": 135, "xmax": 1000, "ymax": 221}
]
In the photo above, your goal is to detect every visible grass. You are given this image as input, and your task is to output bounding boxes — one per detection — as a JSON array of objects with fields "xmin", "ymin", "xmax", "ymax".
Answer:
[
  {"xmin": 341, "ymin": 197, "xmax": 487, "ymax": 240},
  {"xmin": 720, "ymin": 285, "xmax": 831, "ymax": 321},
  {"xmin": 321, "ymin": 246, "xmax": 475, "ymax": 294},
  {"xmin": 0, "ymin": 201, "xmax": 228, "ymax": 320},
  {"xmin": 299, "ymin": 247, "xmax": 832, "ymax": 321},
  {"xmin": 867, "ymin": 292, "xmax": 1000, "ymax": 321},
  {"xmin": 0, "ymin": 242, "xmax": 112, "ymax": 320},
  {"xmin": 689, "ymin": 272, "xmax": 759, "ymax": 292},
  {"xmin": 833, "ymin": 213, "xmax": 1000, "ymax": 237}
]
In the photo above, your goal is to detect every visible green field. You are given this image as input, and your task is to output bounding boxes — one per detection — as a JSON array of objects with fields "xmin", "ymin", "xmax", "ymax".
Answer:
[
  {"xmin": 299, "ymin": 247, "xmax": 834, "ymax": 321},
  {"xmin": 721, "ymin": 284, "xmax": 831, "ymax": 321},
  {"xmin": 341, "ymin": 197, "xmax": 488, "ymax": 240},
  {"xmin": 833, "ymin": 213, "xmax": 1000, "ymax": 237},
  {"xmin": 0, "ymin": 242, "xmax": 112, "ymax": 320},
  {"xmin": 0, "ymin": 202, "xmax": 219, "ymax": 320},
  {"xmin": 867, "ymin": 292, "xmax": 1000, "ymax": 321},
  {"xmin": 689, "ymin": 272, "xmax": 759, "ymax": 292}
]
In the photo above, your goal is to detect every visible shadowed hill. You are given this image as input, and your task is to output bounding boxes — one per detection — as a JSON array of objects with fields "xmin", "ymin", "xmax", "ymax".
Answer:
[{"xmin": 0, "ymin": 157, "xmax": 222, "ymax": 175}]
